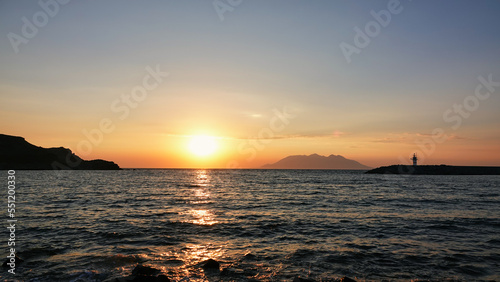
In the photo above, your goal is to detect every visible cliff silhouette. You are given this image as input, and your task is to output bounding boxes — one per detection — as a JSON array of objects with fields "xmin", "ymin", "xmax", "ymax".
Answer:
[
  {"xmin": 0, "ymin": 134, "xmax": 120, "ymax": 170},
  {"xmin": 262, "ymin": 154, "xmax": 371, "ymax": 170}
]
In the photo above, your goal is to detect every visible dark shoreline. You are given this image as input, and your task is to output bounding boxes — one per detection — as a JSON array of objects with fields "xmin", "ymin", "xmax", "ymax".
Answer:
[
  {"xmin": 0, "ymin": 134, "xmax": 120, "ymax": 170},
  {"xmin": 366, "ymin": 165, "xmax": 500, "ymax": 175}
]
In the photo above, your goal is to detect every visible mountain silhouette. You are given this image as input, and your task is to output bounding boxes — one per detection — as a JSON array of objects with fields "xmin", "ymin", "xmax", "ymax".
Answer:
[
  {"xmin": 262, "ymin": 154, "xmax": 371, "ymax": 169},
  {"xmin": 0, "ymin": 134, "xmax": 120, "ymax": 170}
]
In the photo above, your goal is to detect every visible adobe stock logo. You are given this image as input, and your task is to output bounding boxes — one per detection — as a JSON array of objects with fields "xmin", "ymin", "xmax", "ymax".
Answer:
[
  {"xmin": 7, "ymin": 0, "xmax": 72, "ymax": 54},
  {"xmin": 213, "ymin": 0, "xmax": 243, "ymax": 21},
  {"xmin": 339, "ymin": 0, "xmax": 410, "ymax": 64},
  {"xmin": 396, "ymin": 74, "xmax": 499, "ymax": 174},
  {"xmin": 51, "ymin": 65, "xmax": 169, "ymax": 172},
  {"xmin": 226, "ymin": 106, "xmax": 296, "ymax": 169}
]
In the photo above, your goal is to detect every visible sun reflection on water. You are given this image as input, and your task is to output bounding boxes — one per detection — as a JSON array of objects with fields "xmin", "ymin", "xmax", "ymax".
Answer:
[
  {"xmin": 192, "ymin": 187, "xmax": 211, "ymax": 205},
  {"xmin": 195, "ymin": 169, "xmax": 209, "ymax": 185},
  {"xmin": 147, "ymin": 171, "xmax": 226, "ymax": 280},
  {"xmin": 184, "ymin": 209, "xmax": 218, "ymax": 226},
  {"xmin": 151, "ymin": 243, "xmax": 226, "ymax": 281},
  {"xmin": 180, "ymin": 170, "xmax": 219, "ymax": 225},
  {"xmin": 182, "ymin": 243, "xmax": 225, "ymax": 265}
]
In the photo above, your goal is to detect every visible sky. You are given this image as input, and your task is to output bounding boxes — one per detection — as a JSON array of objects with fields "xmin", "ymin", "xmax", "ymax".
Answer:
[{"xmin": 1, "ymin": 0, "xmax": 500, "ymax": 168}]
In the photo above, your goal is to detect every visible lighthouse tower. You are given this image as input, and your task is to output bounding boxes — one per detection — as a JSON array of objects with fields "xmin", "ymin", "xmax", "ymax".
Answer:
[{"xmin": 411, "ymin": 153, "xmax": 418, "ymax": 166}]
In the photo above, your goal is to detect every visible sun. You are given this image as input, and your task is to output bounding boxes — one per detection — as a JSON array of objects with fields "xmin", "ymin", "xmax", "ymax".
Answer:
[{"xmin": 188, "ymin": 135, "xmax": 218, "ymax": 157}]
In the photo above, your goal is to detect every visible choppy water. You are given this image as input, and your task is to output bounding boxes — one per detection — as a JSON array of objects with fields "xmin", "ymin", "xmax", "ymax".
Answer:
[{"xmin": 1, "ymin": 169, "xmax": 500, "ymax": 281}]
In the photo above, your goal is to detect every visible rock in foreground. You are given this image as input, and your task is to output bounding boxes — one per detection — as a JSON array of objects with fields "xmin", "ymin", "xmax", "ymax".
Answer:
[
  {"xmin": 105, "ymin": 265, "xmax": 169, "ymax": 282},
  {"xmin": 202, "ymin": 259, "xmax": 220, "ymax": 272}
]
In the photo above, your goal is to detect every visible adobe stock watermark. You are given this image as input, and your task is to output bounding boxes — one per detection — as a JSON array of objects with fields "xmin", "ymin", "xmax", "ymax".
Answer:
[
  {"xmin": 213, "ymin": 0, "xmax": 243, "ymax": 21},
  {"xmin": 51, "ymin": 65, "xmax": 169, "ymax": 172},
  {"xmin": 6, "ymin": 170, "xmax": 17, "ymax": 275},
  {"xmin": 226, "ymin": 106, "xmax": 296, "ymax": 168},
  {"xmin": 339, "ymin": 0, "xmax": 411, "ymax": 64},
  {"xmin": 395, "ymin": 74, "xmax": 499, "ymax": 176},
  {"xmin": 7, "ymin": 0, "xmax": 72, "ymax": 54}
]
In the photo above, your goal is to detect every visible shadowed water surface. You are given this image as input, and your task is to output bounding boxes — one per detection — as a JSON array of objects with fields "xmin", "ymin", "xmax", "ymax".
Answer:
[{"xmin": 2, "ymin": 169, "xmax": 499, "ymax": 281}]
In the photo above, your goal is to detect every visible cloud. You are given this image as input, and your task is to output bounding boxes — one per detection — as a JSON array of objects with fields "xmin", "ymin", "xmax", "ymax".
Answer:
[
  {"xmin": 163, "ymin": 130, "xmax": 351, "ymax": 141},
  {"xmin": 371, "ymin": 132, "xmax": 413, "ymax": 143},
  {"xmin": 372, "ymin": 132, "xmax": 468, "ymax": 144}
]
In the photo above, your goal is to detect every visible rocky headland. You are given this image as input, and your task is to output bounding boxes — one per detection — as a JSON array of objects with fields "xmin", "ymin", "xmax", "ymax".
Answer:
[{"xmin": 0, "ymin": 134, "xmax": 120, "ymax": 170}]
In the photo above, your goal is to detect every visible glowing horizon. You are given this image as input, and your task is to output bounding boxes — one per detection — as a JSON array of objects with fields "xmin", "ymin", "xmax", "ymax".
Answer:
[{"xmin": 1, "ymin": 1, "xmax": 499, "ymax": 168}]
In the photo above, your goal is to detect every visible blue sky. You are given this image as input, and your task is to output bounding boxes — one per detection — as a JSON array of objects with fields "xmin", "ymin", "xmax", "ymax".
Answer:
[{"xmin": 1, "ymin": 0, "xmax": 499, "ymax": 167}]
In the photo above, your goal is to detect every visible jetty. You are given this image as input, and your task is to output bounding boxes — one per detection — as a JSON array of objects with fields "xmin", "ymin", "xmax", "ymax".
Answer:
[{"xmin": 366, "ymin": 165, "xmax": 500, "ymax": 175}]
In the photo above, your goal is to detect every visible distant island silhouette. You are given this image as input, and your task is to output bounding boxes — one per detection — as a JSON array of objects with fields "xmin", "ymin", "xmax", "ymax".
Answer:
[
  {"xmin": 0, "ymin": 134, "xmax": 120, "ymax": 170},
  {"xmin": 262, "ymin": 154, "xmax": 371, "ymax": 170},
  {"xmin": 366, "ymin": 165, "xmax": 500, "ymax": 175}
]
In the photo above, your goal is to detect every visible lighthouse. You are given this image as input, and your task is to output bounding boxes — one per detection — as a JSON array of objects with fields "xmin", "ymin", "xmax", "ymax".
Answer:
[{"xmin": 411, "ymin": 153, "xmax": 418, "ymax": 166}]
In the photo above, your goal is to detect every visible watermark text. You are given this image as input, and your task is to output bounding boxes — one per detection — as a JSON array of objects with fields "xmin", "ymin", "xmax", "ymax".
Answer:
[{"xmin": 6, "ymin": 170, "xmax": 17, "ymax": 275}]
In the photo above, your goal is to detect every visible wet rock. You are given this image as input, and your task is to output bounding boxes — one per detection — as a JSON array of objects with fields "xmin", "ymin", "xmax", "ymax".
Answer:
[
  {"xmin": 340, "ymin": 277, "xmax": 356, "ymax": 282},
  {"xmin": 105, "ymin": 265, "xmax": 169, "ymax": 282},
  {"xmin": 243, "ymin": 253, "xmax": 257, "ymax": 260},
  {"xmin": 202, "ymin": 258, "xmax": 220, "ymax": 271},
  {"xmin": 156, "ymin": 275, "xmax": 170, "ymax": 282},
  {"xmin": 293, "ymin": 276, "xmax": 315, "ymax": 282},
  {"xmin": 132, "ymin": 265, "xmax": 160, "ymax": 276}
]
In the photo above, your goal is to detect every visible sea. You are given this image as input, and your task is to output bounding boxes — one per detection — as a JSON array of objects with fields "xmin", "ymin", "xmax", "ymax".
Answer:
[{"xmin": 1, "ymin": 169, "xmax": 499, "ymax": 281}]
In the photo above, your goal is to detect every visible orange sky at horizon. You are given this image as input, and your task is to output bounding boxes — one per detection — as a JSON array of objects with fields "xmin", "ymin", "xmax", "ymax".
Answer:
[
  {"xmin": 1, "ymin": 2, "xmax": 499, "ymax": 168},
  {"xmin": 4, "ymin": 126, "xmax": 499, "ymax": 169}
]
